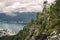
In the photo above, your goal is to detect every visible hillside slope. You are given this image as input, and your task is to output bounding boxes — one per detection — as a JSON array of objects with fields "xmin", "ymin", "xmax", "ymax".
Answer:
[{"xmin": 0, "ymin": 0, "xmax": 60, "ymax": 40}]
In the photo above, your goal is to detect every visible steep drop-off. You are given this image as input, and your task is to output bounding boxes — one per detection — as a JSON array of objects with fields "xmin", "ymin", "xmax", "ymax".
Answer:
[{"xmin": 0, "ymin": 0, "xmax": 60, "ymax": 40}]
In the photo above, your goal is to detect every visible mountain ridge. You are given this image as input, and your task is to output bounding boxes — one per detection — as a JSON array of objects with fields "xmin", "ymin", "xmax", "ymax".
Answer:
[{"xmin": 0, "ymin": 12, "xmax": 36, "ymax": 23}]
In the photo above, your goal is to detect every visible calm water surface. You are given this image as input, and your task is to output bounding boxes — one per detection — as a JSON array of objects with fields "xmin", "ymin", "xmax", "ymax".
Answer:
[{"xmin": 0, "ymin": 23, "xmax": 27, "ymax": 34}]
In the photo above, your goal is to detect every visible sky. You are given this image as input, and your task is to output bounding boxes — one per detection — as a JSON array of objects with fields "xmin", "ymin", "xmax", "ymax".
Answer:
[{"xmin": 0, "ymin": 0, "xmax": 55, "ymax": 13}]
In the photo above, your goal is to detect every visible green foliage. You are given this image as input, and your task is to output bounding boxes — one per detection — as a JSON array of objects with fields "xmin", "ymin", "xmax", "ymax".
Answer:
[
  {"xmin": 0, "ymin": 0, "xmax": 60, "ymax": 40},
  {"xmin": 28, "ymin": 18, "xmax": 34, "ymax": 26}
]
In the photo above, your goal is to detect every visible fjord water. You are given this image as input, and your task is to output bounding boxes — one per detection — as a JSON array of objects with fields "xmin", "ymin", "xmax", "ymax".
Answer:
[
  {"xmin": 0, "ymin": 23, "xmax": 26, "ymax": 34},
  {"xmin": 0, "ymin": 12, "xmax": 37, "ymax": 34}
]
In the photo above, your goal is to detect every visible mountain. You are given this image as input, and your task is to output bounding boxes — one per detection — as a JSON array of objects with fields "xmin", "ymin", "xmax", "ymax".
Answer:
[
  {"xmin": 0, "ymin": 0, "xmax": 60, "ymax": 40},
  {"xmin": 0, "ymin": 12, "xmax": 36, "ymax": 23}
]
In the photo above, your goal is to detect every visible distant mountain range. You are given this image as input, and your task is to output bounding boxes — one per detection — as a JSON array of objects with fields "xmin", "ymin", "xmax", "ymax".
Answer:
[{"xmin": 0, "ymin": 12, "xmax": 37, "ymax": 23}]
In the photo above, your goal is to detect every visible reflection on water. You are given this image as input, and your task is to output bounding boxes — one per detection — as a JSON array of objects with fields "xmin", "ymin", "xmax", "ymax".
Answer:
[{"xmin": 0, "ymin": 22, "xmax": 27, "ymax": 34}]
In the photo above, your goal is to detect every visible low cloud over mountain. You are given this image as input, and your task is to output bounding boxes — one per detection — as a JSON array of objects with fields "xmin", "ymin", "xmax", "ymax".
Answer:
[{"xmin": 0, "ymin": 0, "xmax": 55, "ymax": 14}]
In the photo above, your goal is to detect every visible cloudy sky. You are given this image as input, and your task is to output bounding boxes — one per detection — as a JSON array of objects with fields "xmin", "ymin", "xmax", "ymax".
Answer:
[{"xmin": 0, "ymin": 0, "xmax": 55, "ymax": 13}]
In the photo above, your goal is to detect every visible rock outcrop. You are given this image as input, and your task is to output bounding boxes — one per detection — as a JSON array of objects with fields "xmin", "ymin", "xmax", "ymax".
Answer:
[{"xmin": 0, "ymin": 29, "xmax": 15, "ymax": 37}]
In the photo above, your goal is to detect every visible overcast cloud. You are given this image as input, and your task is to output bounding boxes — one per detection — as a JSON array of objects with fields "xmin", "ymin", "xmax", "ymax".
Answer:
[{"xmin": 0, "ymin": 0, "xmax": 55, "ymax": 13}]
